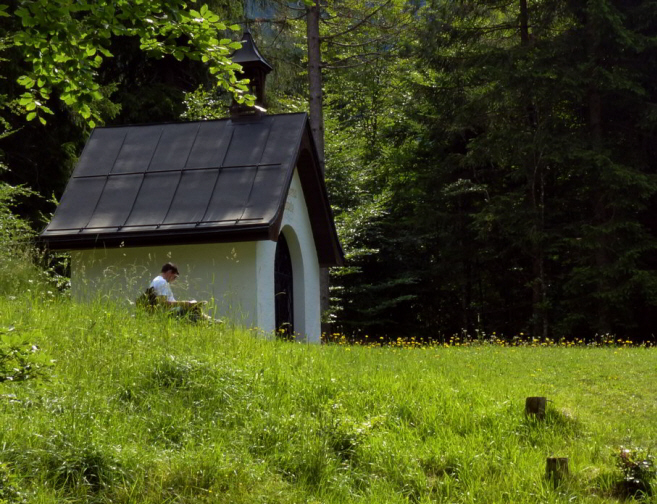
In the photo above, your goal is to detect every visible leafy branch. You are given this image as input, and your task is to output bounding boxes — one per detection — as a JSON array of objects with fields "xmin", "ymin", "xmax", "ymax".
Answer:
[{"xmin": 6, "ymin": 0, "xmax": 254, "ymax": 127}]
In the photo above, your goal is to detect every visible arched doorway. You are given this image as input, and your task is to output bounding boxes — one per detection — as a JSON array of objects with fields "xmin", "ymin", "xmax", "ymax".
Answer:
[{"xmin": 275, "ymin": 233, "xmax": 294, "ymax": 338}]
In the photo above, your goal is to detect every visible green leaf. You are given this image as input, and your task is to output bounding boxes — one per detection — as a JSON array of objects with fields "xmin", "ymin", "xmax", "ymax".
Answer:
[
  {"xmin": 14, "ymin": 7, "xmax": 29, "ymax": 18},
  {"xmin": 26, "ymin": 112, "xmax": 36, "ymax": 121},
  {"xmin": 17, "ymin": 75, "xmax": 35, "ymax": 88}
]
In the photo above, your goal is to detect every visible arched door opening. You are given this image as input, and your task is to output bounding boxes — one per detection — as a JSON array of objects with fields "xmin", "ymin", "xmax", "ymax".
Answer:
[{"xmin": 275, "ymin": 233, "xmax": 294, "ymax": 338}]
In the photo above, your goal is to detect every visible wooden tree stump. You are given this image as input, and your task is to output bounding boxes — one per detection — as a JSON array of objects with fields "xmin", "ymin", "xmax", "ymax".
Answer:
[
  {"xmin": 525, "ymin": 396, "xmax": 547, "ymax": 419},
  {"xmin": 545, "ymin": 457, "xmax": 569, "ymax": 485}
]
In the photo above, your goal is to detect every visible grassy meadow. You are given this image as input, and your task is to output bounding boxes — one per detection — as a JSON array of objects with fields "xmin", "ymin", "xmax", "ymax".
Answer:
[{"xmin": 0, "ymin": 292, "xmax": 656, "ymax": 503}]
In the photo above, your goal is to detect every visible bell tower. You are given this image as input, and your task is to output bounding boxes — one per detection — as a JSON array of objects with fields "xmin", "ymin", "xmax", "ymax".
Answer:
[{"xmin": 230, "ymin": 30, "xmax": 273, "ymax": 118}]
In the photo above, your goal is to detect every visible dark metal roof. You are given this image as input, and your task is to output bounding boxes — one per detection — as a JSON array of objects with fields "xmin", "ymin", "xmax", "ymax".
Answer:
[
  {"xmin": 231, "ymin": 30, "xmax": 273, "ymax": 73},
  {"xmin": 40, "ymin": 113, "xmax": 344, "ymax": 267}
]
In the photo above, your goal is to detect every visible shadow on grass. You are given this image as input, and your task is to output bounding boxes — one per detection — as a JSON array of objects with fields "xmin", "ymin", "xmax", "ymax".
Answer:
[
  {"xmin": 516, "ymin": 407, "xmax": 584, "ymax": 447},
  {"xmin": 588, "ymin": 469, "xmax": 654, "ymax": 501},
  {"xmin": 10, "ymin": 433, "xmax": 125, "ymax": 496}
]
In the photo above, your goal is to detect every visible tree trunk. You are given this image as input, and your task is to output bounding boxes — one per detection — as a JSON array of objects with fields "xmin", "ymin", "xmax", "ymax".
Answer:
[
  {"xmin": 519, "ymin": 0, "xmax": 530, "ymax": 45},
  {"xmin": 306, "ymin": 0, "xmax": 330, "ymax": 336},
  {"xmin": 586, "ymin": 4, "xmax": 612, "ymax": 335},
  {"xmin": 307, "ymin": 0, "xmax": 325, "ymax": 171},
  {"xmin": 520, "ymin": 0, "xmax": 547, "ymax": 338}
]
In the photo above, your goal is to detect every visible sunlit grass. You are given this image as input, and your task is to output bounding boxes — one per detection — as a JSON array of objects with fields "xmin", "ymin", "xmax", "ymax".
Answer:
[{"xmin": 0, "ymin": 293, "xmax": 655, "ymax": 503}]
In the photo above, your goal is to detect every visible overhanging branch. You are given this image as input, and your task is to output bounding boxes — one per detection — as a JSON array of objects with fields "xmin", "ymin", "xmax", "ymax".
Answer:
[{"xmin": 320, "ymin": 0, "xmax": 393, "ymax": 41}]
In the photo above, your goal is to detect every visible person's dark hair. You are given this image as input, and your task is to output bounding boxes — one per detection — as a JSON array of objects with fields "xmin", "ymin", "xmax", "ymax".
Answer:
[{"xmin": 161, "ymin": 262, "xmax": 179, "ymax": 275}]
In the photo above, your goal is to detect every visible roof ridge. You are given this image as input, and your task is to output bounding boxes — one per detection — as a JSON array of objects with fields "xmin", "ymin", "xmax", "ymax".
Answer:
[{"xmin": 93, "ymin": 112, "xmax": 308, "ymax": 130}]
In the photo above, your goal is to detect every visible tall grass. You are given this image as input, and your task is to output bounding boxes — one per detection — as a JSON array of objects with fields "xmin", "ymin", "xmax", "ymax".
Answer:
[
  {"xmin": 0, "ymin": 291, "xmax": 655, "ymax": 503},
  {"xmin": 0, "ymin": 181, "xmax": 66, "ymax": 298}
]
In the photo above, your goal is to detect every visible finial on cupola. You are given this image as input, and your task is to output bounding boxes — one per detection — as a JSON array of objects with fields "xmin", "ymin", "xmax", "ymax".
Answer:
[{"xmin": 230, "ymin": 30, "xmax": 273, "ymax": 118}]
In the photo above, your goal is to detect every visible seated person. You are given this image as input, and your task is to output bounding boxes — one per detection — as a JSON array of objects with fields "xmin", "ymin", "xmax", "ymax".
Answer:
[{"xmin": 148, "ymin": 262, "xmax": 209, "ymax": 320}]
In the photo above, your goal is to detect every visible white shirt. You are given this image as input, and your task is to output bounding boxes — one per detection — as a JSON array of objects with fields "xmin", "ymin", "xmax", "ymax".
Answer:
[{"xmin": 150, "ymin": 275, "xmax": 175, "ymax": 302}]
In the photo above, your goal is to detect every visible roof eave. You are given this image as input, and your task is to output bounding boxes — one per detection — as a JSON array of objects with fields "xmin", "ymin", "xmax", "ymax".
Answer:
[
  {"xmin": 41, "ymin": 224, "xmax": 272, "ymax": 251},
  {"xmin": 297, "ymin": 116, "xmax": 345, "ymax": 267}
]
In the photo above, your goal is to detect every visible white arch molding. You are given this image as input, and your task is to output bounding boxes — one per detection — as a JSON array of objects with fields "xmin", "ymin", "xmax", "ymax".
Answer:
[
  {"xmin": 256, "ymin": 168, "xmax": 321, "ymax": 341},
  {"xmin": 278, "ymin": 225, "xmax": 306, "ymax": 339}
]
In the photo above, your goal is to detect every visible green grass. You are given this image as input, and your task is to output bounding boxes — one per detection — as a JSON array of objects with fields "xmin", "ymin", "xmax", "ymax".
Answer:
[{"xmin": 0, "ymin": 293, "xmax": 655, "ymax": 503}]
